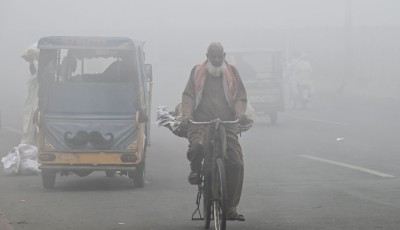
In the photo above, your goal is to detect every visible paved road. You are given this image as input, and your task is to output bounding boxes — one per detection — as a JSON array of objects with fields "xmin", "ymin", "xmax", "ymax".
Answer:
[{"xmin": 1, "ymin": 92, "xmax": 400, "ymax": 230}]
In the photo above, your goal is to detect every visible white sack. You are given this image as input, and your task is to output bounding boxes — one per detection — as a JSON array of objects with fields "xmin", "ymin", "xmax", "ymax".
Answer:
[
  {"xmin": 18, "ymin": 144, "xmax": 40, "ymax": 175},
  {"xmin": 1, "ymin": 147, "xmax": 21, "ymax": 175},
  {"xmin": 1, "ymin": 144, "xmax": 39, "ymax": 175}
]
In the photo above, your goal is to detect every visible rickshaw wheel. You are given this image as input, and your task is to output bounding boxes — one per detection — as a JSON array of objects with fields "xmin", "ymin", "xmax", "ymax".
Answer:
[
  {"xmin": 42, "ymin": 170, "xmax": 56, "ymax": 189},
  {"xmin": 128, "ymin": 159, "xmax": 145, "ymax": 188}
]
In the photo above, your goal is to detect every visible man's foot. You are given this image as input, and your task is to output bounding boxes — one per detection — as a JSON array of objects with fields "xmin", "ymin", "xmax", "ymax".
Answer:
[
  {"xmin": 188, "ymin": 171, "xmax": 200, "ymax": 185},
  {"xmin": 226, "ymin": 212, "xmax": 245, "ymax": 221}
]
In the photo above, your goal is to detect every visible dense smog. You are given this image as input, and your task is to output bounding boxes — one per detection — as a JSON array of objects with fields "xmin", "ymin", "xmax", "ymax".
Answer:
[{"xmin": 1, "ymin": 1, "xmax": 400, "ymax": 230}]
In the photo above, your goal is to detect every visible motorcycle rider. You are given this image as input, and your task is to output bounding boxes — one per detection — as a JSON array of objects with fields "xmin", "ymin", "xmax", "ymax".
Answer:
[{"xmin": 287, "ymin": 52, "xmax": 314, "ymax": 107}]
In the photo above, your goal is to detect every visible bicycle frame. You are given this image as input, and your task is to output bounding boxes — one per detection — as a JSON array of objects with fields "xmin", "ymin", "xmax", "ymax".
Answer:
[{"xmin": 190, "ymin": 118, "xmax": 238, "ymax": 230}]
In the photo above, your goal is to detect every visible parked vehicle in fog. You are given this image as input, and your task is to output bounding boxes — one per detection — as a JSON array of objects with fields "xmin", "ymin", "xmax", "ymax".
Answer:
[
  {"xmin": 36, "ymin": 36, "xmax": 153, "ymax": 188},
  {"xmin": 228, "ymin": 50, "xmax": 285, "ymax": 124}
]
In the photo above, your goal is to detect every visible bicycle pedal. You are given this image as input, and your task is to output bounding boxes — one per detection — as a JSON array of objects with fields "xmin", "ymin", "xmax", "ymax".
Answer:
[{"xmin": 191, "ymin": 217, "xmax": 204, "ymax": 221}]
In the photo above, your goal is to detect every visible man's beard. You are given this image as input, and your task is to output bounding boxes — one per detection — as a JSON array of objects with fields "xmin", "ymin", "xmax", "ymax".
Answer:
[{"xmin": 206, "ymin": 61, "xmax": 226, "ymax": 77}]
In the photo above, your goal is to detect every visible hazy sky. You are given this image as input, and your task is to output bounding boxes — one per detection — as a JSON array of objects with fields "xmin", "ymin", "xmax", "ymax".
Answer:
[
  {"xmin": 1, "ymin": 0, "xmax": 399, "ymax": 64},
  {"xmin": 1, "ymin": 0, "xmax": 400, "ymax": 56},
  {"xmin": 1, "ymin": 0, "xmax": 400, "ymax": 34},
  {"xmin": 1, "ymin": 0, "xmax": 399, "ymax": 71}
]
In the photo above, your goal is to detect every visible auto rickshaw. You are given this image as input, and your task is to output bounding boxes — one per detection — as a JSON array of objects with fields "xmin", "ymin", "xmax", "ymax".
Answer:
[{"xmin": 36, "ymin": 36, "xmax": 153, "ymax": 188}]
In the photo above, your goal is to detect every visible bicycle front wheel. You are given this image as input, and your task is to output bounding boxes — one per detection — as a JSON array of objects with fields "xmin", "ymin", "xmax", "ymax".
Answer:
[
  {"xmin": 203, "ymin": 172, "xmax": 212, "ymax": 229},
  {"xmin": 213, "ymin": 158, "xmax": 227, "ymax": 230}
]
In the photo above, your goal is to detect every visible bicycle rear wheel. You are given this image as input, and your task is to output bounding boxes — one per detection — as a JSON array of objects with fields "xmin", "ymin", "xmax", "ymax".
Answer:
[{"xmin": 213, "ymin": 158, "xmax": 227, "ymax": 230}]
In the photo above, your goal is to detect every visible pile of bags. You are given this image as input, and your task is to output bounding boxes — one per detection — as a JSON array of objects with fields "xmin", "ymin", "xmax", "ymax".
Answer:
[
  {"xmin": 156, "ymin": 105, "xmax": 187, "ymax": 138},
  {"xmin": 1, "ymin": 144, "xmax": 40, "ymax": 175}
]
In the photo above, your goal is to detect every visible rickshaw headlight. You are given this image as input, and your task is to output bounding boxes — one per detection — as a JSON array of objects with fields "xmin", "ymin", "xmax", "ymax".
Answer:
[
  {"xmin": 39, "ymin": 153, "xmax": 56, "ymax": 162},
  {"xmin": 121, "ymin": 154, "xmax": 137, "ymax": 162}
]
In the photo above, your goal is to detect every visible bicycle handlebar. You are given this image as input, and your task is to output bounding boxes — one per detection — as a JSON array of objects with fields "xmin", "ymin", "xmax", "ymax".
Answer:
[{"xmin": 189, "ymin": 118, "xmax": 239, "ymax": 125}]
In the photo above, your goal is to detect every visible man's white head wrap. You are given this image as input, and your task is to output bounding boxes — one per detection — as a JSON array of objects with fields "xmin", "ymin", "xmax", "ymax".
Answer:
[
  {"xmin": 21, "ymin": 43, "xmax": 39, "ymax": 63},
  {"xmin": 22, "ymin": 43, "xmax": 39, "ymax": 76}
]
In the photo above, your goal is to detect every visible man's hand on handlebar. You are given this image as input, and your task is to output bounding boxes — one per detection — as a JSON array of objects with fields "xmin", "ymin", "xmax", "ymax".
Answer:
[
  {"xmin": 235, "ymin": 113, "xmax": 247, "ymax": 124},
  {"xmin": 180, "ymin": 117, "xmax": 192, "ymax": 130}
]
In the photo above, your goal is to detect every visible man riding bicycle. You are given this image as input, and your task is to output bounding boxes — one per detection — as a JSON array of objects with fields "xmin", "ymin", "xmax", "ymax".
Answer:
[{"xmin": 180, "ymin": 42, "xmax": 247, "ymax": 221}]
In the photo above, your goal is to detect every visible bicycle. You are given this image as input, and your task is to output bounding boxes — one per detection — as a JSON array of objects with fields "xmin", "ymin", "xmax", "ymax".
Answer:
[{"xmin": 190, "ymin": 118, "xmax": 239, "ymax": 230}]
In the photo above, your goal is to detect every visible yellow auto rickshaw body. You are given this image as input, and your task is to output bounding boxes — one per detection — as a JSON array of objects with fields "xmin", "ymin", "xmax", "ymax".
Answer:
[{"xmin": 35, "ymin": 36, "xmax": 153, "ymax": 188}]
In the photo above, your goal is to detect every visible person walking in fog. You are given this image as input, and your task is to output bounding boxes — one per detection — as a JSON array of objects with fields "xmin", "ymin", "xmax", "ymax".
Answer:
[
  {"xmin": 286, "ymin": 52, "xmax": 314, "ymax": 107},
  {"xmin": 20, "ymin": 43, "xmax": 39, "ymax": 145},
  {"xmin": 180, "ymin": 42, "xmax": 247, "ymax": 221}
]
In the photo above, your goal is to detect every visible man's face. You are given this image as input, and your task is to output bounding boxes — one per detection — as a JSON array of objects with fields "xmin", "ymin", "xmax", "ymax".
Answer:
[{"xmin": 207, "ymin": 51, "xmax": 225, "ymax": 67}]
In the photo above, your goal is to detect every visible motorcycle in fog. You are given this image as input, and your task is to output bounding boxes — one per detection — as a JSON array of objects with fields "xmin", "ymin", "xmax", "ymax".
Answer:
[
  {"xmin": 291, "ymin": 82, "xmax": 311, "ymax": 109},
  {"xmin": 286, "ymin": 53, "xmax": 313, "ymax": 109}
]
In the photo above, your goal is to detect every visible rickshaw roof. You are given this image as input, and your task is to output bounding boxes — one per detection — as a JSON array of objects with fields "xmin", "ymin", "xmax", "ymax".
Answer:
[{"xmin": 37, "ymin": 36, "xmax": 143, "ymax": 50}]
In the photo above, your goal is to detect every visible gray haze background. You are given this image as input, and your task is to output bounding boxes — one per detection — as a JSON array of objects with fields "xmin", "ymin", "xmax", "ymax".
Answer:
[{"xmin": 1, "ymin": 0, "xmax": 400, "ymax": 129}]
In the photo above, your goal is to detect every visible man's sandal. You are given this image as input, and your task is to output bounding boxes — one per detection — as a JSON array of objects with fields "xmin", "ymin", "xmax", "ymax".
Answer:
[
  {"xmin": 188, "ymin": 172, "xmax": 200, "ymax": 185},
  {"xmin": 226, "ymin": 212, "xmax": 245, "ymax": 221}
]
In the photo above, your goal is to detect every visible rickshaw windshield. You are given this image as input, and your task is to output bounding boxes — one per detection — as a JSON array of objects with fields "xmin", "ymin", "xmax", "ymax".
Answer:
[
  {"xmin": 39, "ymin": 48, "xmax": 139, "ymax": 83},
  {"xmin": 38, "ymin": 48, "xmax": 141, "ymax": 115}
]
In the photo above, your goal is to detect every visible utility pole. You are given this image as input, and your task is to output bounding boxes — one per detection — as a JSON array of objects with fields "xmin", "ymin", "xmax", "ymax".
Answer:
[{"xmin": 339, "ymin": 0, "xmax": 353, "ymax": 94}]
